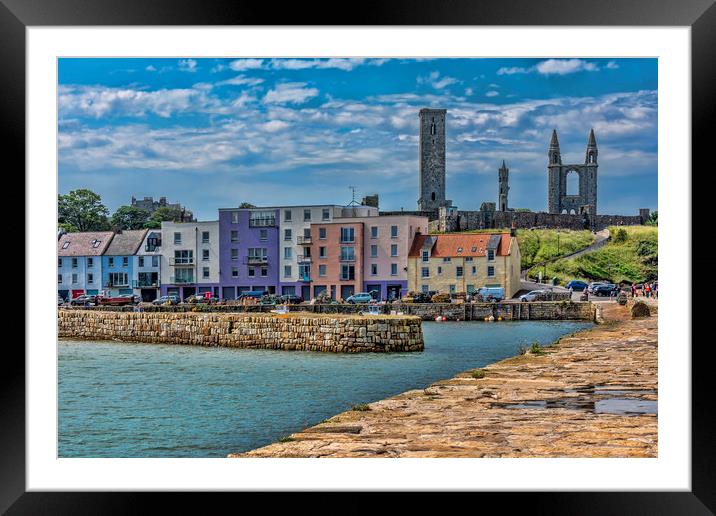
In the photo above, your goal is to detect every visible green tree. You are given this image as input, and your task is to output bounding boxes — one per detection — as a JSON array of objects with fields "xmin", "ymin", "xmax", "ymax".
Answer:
[
  {"xmin": 143, "ymin": 206, "xmax": 184, "ymax": 229},
  {"xmin": 58, "ymin": 189, "xmax": 110, "ymax": 232},
  {"xmin": 646, "ymin": 211, "xmax": 658, "ymax": 226},
  {"xmin": 239, "ymin": 202, "xmax": 256, "ymax": 208},
  {"xmin": 111, "ymin": 205, "xmax": 150, "ymax": 230}
]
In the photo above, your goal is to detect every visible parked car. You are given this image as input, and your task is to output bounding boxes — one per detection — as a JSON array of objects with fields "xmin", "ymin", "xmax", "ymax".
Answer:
[
  {"xmin": 152, "ymin": 295, "xmax": 179, "ymax": 305},
  {"xmin": 58, "ymin": 295, "xmax": 65, "ymax": 306},
  {"xmin": 118, "ymin": 294, "xmax": 141, "ymax": 305},
  {"xmin": 280, "ymin": 294, "xmax": 304, "ymax": 304},
  {"xmin": 70, "ymin": 294, "xmax": 97, "ymax": 306},
  {"xmin": 185, "ymin": 294, "xmax": 218, "ymax": 304},
  {"xmin": 566, "ymin": 280, "xmax": 588, "ymax": 291},
  {"xmin": 587, "ymin": 282, "xmax": 607, "ymax": 294},
  {"xmin": 97, "ymin": 294, "xmax": 134, "ymax": 306},
  {"xmin": 592, "ymin": 284, "xmax": 620, "ymax": 297},
  {"xmin": 519, "ymin": 290, "xmax": 546, "ymax": 302},
  {"xmin": 260, "ymin": 294, "xmax": 282, "ymax": 305},
  {"xmin": 476, "ymin": 287, "xmax": 505, "ymax": 302},
  {"xmin": 238, "ymin": 290, "xmax": 267, "ymax": 300},
  {"xmin": 346, "ymin": 292, "xmax": 374, "ymax": 304},
  {"xmin": 412, "ymin": 292, "xmax": 433, "ymax": 303}
]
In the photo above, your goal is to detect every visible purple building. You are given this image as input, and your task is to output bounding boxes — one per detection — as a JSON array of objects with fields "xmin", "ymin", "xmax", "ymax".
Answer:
[{"xmin": 218, "ymin": 208, "xmax": 280, "ymax": 299}]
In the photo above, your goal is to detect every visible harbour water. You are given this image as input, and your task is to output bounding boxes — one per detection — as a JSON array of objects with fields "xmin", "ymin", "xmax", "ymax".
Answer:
[{"xmin": 58, "ymin": 320, "xmax": 592, "ymax": 457}]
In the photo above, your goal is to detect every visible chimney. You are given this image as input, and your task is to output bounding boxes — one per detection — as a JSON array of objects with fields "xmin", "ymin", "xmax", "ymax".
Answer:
[{"xmin": 510, "ymin": 221, "xmax": 517, "ymax": 237}]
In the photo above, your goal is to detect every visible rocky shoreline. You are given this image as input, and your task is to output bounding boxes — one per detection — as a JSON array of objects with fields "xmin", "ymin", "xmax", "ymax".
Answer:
[{"xmin": 232, "ymin": 302, "xmax": 656, "ymax": 458}]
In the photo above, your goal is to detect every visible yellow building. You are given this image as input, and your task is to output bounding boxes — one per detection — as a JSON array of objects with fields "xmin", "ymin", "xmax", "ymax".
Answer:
[{"xmin": 407, "ymin": 232, "xmax": 521, "ymax": 298}]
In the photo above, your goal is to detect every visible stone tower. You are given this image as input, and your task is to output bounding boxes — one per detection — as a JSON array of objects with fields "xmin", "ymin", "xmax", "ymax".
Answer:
[
  {"xmin": 547, "ymin": 129, "xmax": 598, "ymax": 215},
  {"xmin": 418, "ymin": 108, "xmax": 451, "ymax": 211},
  {"xmin": 498, "ymin": 160, "xmax": 509, "ymax": 211}
]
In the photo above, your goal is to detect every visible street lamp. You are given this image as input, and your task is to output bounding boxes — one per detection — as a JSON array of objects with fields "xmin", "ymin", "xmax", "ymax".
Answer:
[{"xmin": 557, "ymin": 227, "xmax": 561, "ymax": 256}]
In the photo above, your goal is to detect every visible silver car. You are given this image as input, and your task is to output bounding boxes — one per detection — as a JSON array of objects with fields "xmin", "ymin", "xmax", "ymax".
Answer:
[{"xmin": 519, "ymin": 290, "xmax": 545, "ymax": 302}]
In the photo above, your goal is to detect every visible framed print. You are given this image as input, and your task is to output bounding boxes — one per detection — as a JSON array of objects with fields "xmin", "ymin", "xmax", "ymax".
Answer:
[{"xmin": 4, "ymin": 0, "xmax": 713, "ymax": 510}]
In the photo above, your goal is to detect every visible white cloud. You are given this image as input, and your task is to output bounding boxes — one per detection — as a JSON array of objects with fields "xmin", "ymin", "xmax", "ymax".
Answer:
[
  {"xmin": 145, "ymin": 65, "xmax": 157, "ymax": 72},
  {"xmin": 496, "ymin": 66, "xmax": 530, "ymax": 75},
  {"xmin": 263, "ymin": 82, "xmax": 319, "ymax": 105},
  {"xmin": 418, "ymin": 71, "xmax": 460, "ymax": 90},
  {"xmin": 535, "ymin": 59, "xmax": 599, "ymax": 75},
  {"xmin": 269, "ymin": 58, "xmax": 388, "ymax": 71},
  {"xmin": 216, "ymin": 75, "xmax": 265, "ymax": 87},
  {"xmin": 485, "ymin": 90, "xmax": 499, "ymax": 97},
  {"xmin": 178, "ymin": 59, "xmax": 198, "ymax": 73},
  {"xmin": 464, "ymin": 87, "xmax": 473, "ymax": 96},
  {"xmin": 228, "ymin": 59, "xmax": 265, "ymax": 71},
  {"xmin": 606, "ymin": 61, "xmax": 620, "ymax": 69},
  {"xmin": 260, "ymin": 120, "xmax": 290, "ymax": 132}
]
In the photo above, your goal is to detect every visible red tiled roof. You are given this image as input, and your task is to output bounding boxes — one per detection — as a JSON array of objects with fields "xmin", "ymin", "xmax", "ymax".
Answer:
[{"xmin": 408, "ymin": 233, "xmax": 512, "ymax": 258}]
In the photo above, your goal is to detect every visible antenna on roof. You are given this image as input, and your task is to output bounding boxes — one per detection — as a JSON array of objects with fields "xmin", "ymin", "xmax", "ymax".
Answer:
[{"xmin": 347, "ymin": 186, "xmax": 360, "ymax": 206}]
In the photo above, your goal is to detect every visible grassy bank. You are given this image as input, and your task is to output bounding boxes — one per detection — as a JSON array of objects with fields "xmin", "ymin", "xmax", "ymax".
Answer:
[
  {"xmin": 431, "ymin": 227, "xmax": 596, "ymax": 269},
  {"xmin": 529, "ymin": 226, "xmax": 657, "ymax": 285}
]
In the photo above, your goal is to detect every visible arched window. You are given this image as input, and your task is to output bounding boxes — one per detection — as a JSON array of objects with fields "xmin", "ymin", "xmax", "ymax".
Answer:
[
  {"xmin": 566, "ymin": 170, "xmax": 579, "ymax": 195},
  {"xmin": 431, "ymin": 192, "xmax": 436, "ymax": 201}
]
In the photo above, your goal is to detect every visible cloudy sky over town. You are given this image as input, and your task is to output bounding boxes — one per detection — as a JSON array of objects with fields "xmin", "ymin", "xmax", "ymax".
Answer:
[{"xmin": 58, "ymin": 57, "xmax": 657, "ymax": 219}]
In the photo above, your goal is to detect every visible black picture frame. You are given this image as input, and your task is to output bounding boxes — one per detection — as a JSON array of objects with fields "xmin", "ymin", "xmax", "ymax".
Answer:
[{"xmin": 4, "ymin": 0, "xmax": 712, "ymax": 511}]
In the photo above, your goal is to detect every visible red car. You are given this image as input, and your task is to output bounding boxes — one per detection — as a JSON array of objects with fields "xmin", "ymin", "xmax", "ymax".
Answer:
[{"xmin": 96, "ymin": 295, "xmax": 133, "ymax": 306}]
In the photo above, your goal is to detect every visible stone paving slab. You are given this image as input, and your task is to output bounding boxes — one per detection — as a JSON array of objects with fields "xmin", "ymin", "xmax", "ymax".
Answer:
[{"xmin": 232, "ymin": 303, "xmax": 656, "ymax": 458}]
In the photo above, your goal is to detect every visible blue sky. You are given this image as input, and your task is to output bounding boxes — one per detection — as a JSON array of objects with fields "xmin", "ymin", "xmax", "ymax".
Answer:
[{"xmin": 58, "ymin": 58, "xmax": 657, "ymax": 219}]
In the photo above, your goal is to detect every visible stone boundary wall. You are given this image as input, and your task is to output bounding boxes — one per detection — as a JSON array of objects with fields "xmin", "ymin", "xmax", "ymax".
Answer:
[
  {"xmin": 442, "ymin": 210, "xmax": 645, "ymax": 232},
  {"xmin": 61, "ymin": 301, "xmax": 595, "ymax": 322},
  {"xmin": 58, "ymin": 310, "xmax": 424, "ymax": 353}
]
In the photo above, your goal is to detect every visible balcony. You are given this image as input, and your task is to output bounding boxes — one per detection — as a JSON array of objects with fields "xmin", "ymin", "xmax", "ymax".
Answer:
[
  {"xmin": 339, "ymin": 256, "xmax": 356, "ymax": 262},
  {"xmin": 297, "ymin": 235, "xmax": 312, "ymax": 245},
  {"xmin": 244, "ymin": 256, "xmax": 268, "ymax": 265},
  {"xmin": 132, "ymin": 279, "xmax": 161, "ymax": 288},
  {"xmin": 248, "ymin": 217, "xmax": 276, "ymax": 228},
  {"xmin": 297, "ymin": 254, "xmax": 312, "ymax": 263},
  {"xmin": 170, "ymin": 257, "xmax": 194, "ymax": 265},
  {"xmin": 103, "ymin": 281, "xmax": 129, "ymax": 288},
  {"xmin": 299, "ymin": 275, "xmax": 311, "ymax": 282},
  {"xmin": 169, "ymin": 276, "xmax": 194, "ymax": 284}
]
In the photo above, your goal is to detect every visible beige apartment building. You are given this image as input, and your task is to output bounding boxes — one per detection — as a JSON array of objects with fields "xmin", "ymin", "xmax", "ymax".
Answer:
[{"xmin": 407, "ymin": 232, "xmax": 521, "ymax": 298}]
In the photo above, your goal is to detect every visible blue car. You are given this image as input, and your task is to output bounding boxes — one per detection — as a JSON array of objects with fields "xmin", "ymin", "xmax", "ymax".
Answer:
[
  {"xmin": 346, "ymin": 292, "xmax": 374, "ymax": 304},
  {"xmin": 566, "ymin": 280, "xmax": 588, "ymax": 291}
]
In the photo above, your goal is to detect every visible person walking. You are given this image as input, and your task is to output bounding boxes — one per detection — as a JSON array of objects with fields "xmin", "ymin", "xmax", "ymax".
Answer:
[{"xmin": 645, "ymin": 283, "xmax": 651, "ymax": 298}]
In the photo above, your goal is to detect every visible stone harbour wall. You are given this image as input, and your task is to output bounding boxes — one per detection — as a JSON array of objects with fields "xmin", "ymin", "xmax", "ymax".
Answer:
[{"xmin": 57, "ymin": 310, "xmax": 424, "ymax": 353}]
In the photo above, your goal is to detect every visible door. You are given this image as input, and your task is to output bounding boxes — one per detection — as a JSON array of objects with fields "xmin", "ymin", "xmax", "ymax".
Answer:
[
  {"xmin": 340, "ymin": 285, "xmax": 354, "ymax": 300},
  {"xmin": 366, "ymin": 285, "xmax": 381, "ymax": 300},
  {"xmin": 222, "ymin": 286, "xmax": 236, "ymax": 300},
  {"xmin": 387, "ymin": 285, "xmax": 402, "ymax": 300},
  {"xmin": 301, "ymin": 285, "xmax": 311, "ymax": 300},
  {"xmin": 71, "ymin": 289, "xmax": 84, "ymax": 299}
]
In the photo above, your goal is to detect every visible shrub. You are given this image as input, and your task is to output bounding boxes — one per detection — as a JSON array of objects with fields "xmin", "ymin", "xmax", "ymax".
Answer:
[
  {"xmin": 351, "ymin": 404, "xmax": 371, "ymax": 412},
  {"xmin": 431, "ymin": 293, "xmax": 451, "ymax": 303},
  {"xmin": 612, "ymin": 228, "xmax": 628, "ymax": 243},
  {"xmin": 471, "ymin": 369, "xmax": 486, "ymax": 379},
  {"xmin": 530, "ymin": 342, "xmax": 545, "ymax": 355},
  {"xmin": 277, "ymin": 436, "xmax": 295, "ymax": 443},
  {"xmin": 617, "ymin": 291, "xmax": 628, "ymax": 305}
]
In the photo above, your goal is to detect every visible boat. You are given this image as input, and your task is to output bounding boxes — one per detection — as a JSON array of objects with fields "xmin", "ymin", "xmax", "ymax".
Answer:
[{"xmin": 271, "ymin": 304, "xmax": 290, "ymax": 315}]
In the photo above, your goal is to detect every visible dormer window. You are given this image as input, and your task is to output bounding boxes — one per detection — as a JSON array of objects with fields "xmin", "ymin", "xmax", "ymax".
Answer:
[
  {"xmin": 92, "ymin": 240, "xmax": 101, "ymax": 248},
  {"xmin": 471, "ymin": 246, "xmax": 477, "ymax": 252},
  {"xmin": 421, "ymin": 250, "xmax": 429, "ymax": 262},
  {"xmin": 487, "ymin": 249, "xmax": 495, "ymax": 261},
  {"xmin": 62, "ymin": 242, "xmax": 70, "ymax": 249},
  {"xmin": 457, "ymin": 247, "xmax": 463, "ymax": 253}
]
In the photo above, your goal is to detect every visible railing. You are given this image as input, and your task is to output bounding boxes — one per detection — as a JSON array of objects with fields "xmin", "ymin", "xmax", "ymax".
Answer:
[
  {"xmin": 248, "ymin": 218, "xmax": 276, "ymax": 227},
  {"xmin": 132, "ymin": 279, "xmax": 161, "ymax": 288},
  {"xmin": 297, "ymin": 235, "xmax": 312, "ymax": 244},
  {"xmin": 169, "ymin": 276, "xmax": 194, "ymax": 284},
  {"xmin": 299, "ymin": 275, "xmax": 311, "ymax": 282},
  {"xmin": 170, "ymin": 257, "xmax": 194, "ymax": 265},
  {"xmin": 103, "ymin": 282, "xmax": 129, "ymax": 288},
  {"xmin": 244, "ymin": 256, "xmax": 268, "ymax": 265},
  {"xmin": 339, "ymin": 256, "xmax": 355, "ymax": 262},
  {"xmin": 297, "ymin": 255, "xmax": 312, "ymax": 263}
]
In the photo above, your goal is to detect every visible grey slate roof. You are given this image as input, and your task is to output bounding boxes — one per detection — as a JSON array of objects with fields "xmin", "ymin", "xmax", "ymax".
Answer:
[
  {"xmin": 57, "ymin": 231, "xmax": 115, "ymax": 257},
  {"xmin": 103, "ymin": 229, "xmax": 148, "ymax": 256},
  {"xmin": 487, "ymin": 234, "xmax": 502, "ymax": 250}
]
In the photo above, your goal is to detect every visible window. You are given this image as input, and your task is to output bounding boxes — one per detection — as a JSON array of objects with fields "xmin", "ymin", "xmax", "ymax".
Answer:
[
  {"xmin": 260, "ymin": 229, "xmax": 268, "ymax": 242},
  {"xmin": 58, "ymin": 258, "xmax": 62, "ymax": 267},
  {"xmin": 87, "ymin": 257, "xmax": 94, "ymax": 267},
  {"xmin": 284, "ymin": 229, "xmax": 292, "ymax": 241},
  {"xmin": 471, "ymin": 246, "xmax": 477, "ymax": 252},
  {"xmin": 72, "ymin": 258, "xmax": 78, "ymax": 268},
  {"xmin": 304, "ymin": 209, "xmax": 311, "ymax": 221},
  {"xmin": 231, "ymin": 230, "xmax": 239, "ymax": 243},
  {"xmin": 319, "ymin": 227, "xmax": 326, "ymax": 240},
  {"xmin": 232, "ymin": 211, "xmax": 239, "ymax": 224},
  {"xmin": 299, "ymin": 264, "xmax": 310, "ymax": 279},
  {"xmin": 62, "ymin": 242, "xmax": 70, "ymax": 249},
  {"xmin": 249, "ymin": 211, "xmax": 275, "ymax": 227},
  {"xmin": 202, "ymin": 231, "xmax": 210, "ymax": 244},
  {"xmin": 138, "ymin": 256, "xmax": 144, "ymax": 267},
  {"xmin": 465, "ymin": 257, "xmax": 473, "ymax": 262},
  {"xmin": 472, "ymin": 266, "xmax": 477, "ymax": 275},
  {"xmin": 391, "ymin": 225, "xmax": 398, "ymax": 238},
  {"xmin": 456, "ymin": 266, "xmax": 464, "ymax": 277},
  {"xmin": 391, "ymin": 263, "xmax": 398, "ymax": 276},
  {"xmin": 437, "ymin": 266, "xmax": 443, "ymax": 275},
  {"xmin": 174, "ymin": 250, "xmax": 193, "ymax": 264},
  {"xmin": 319, "ymin": 264, "xmax": 326, "ymax": 276},
  {"xmin": 370, "ymin": 245, "xmax": 378, "ymax": 257},
  {"xmin": 340, "ymin": 227, "xmax": 355, "ymax": 243},
  {"xmin": 319, "ymin": 246, "xmax": 326, "ymax": 258},
  {"xmin": 488, "ymin": 266, "xmax": 495, "ymax": 277},
  {"xmin": 457, "ymin": 247, "xmax": 463, "ymax": 253},
  {"xmin": 248, "ymin": 248, "xmax": 267, "ymax": 259},
  {"xmin": 467, "ymin": 284, "xmax": 475, "ymax": 293},
  {"xmin": 421, "ymin": 267, "xmax": 429, "ymax": 278},
  {"xmin": 284, "ymin": 247, "xmax": 292, "ymax": 260},
  {"xmin": 248, "ymin": 268, "xmax": 255, "ymax": 277},
  {"xmin": 203, "ymin": 249, "xmax": 210, "ymax": 261},
  {"xmin": 203, "ymin": 267, "xmax": 210, "ymax": 279},
  {"xmin": 284, "ymin": 265, "xmax": 292, "ymax": 277},
  {"xmin": 340, "ymin": 246, "xmax": 355, "ymax": 261},
  {"xmin": 92, "ymin": 240, "xmax": 101, "ymax": 248},
  {"xmin": 174, "ymin": 268, "xmax": 193, "ymax": 283},
  {"xmin": 152, "ymin": 256, "xmax": 159, "ymax": 267},
  {"xmin": 72, "ymin": 274, "xmax": 78, "ymax": 284},
  {"xmin": 174, "ymin": 232, "xmax": 181, "ymax": 245},
  {"xmin": 107, "ymin": 257, "xmax": 112, "ymax": 267},
  {"xmin": 322, "ymin": 208, "xmax": 330, "ymax": 220},
  {"xmin": 488, "ymin": 249, "xmax": 495, "ymax": 261},
  {"xmin": 57, "ymin": 274, "xmax": 62, "ymax": 284},
  {"xmin": 370, "ymin": 226, "xmax": 378, "ymax": 238},
  {"xmin": 422, "ymin": 250, "xmax": 429, "ymax": 262},
  {"xmin": 232, "ymin": 267, "xmax": 239, "ymax": 278},
  {"xmin": 390, "ymin": 244, "xmax": 398, "ymax": 257},
  {"xmin": 443, "ymin": 257, "xmax": 451, "ymax": 262},
  {"xmin": 231, "ymin": 248, "xmax": 239, "ymax": 260},
  {"xmin": 371, "ymin": 264, "xmax": 378, "ymax": 275},
  {"xmin": 341, "ymin": 264, "xmax": 355, "ymax": 281},
  {"xmin": 122, "ymin": 257, "xmax": 129, "ymax": 267},
  {"xmin": 421, "ymin": 285, "xmax": 429, "ymax": 294},
  {"xmin": 284, "ymin": 209, "xmax": 292, "ymax": 222},
  {"xmin": 261, "ymin": 267, "xmax": 268, "ymax": 277},
  {"xmin": 108, "ymin": 272, "xmax": 128, "ymax": 286},
  {"xmin": 449, "ymin": 285, "xmax": 456, "ymax": 294}
]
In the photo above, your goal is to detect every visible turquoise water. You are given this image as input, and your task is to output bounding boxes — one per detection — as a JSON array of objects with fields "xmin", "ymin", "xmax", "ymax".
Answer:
[{"xmin": 58, "ymin": 320, "xmax": 592, "ymax": 457}]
